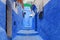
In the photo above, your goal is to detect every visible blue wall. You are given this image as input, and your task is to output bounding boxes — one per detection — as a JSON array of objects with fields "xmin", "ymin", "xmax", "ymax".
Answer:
[
  {"xmin": 23, "ymin": 7, "xmax": 35, "ymax": 30},
  {"xmin": 12, "ymin": 3, "xmax": 23, "ymax": 38},
  {"xmin": 0, "ymin": 27, "xmax": 7, "ymax": 40},
  {"xmin": 12, "ymin": 10, "xmax": 23, "ymax": 38},
  {"xmin": 0, "ymin": 1, "xmax": 6, "ymax": 29},
  {"xmin": 12, "ymin": 6, "xmax": 35, "ymax": 38},
  {"xmin": 37, "ymin": 0, "xmax": 60, "ymax": 40}
]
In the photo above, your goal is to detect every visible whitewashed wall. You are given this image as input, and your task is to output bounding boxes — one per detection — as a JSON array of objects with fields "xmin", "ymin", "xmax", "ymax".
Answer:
[{"xmin": 33, "ymin": 0, "xmax": 50, "ymax": 12}]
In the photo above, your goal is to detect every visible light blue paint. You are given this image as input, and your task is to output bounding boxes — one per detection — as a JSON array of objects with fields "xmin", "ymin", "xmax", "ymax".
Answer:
[
  {"xmin": 23, "ymin": 7, "xmax": 32, "ymax": 27},
  {"xmin": 13, "ymin": 35, "xmax": 43, "ymax": 40},
  {"xmin": 13, "ymin": 30, "xmax": 43, "ymax": 40},
  {"xmin": 23, "ymin": 6, "xmax": 35, "ymax": 30},
  {"xmin": 0, "ymin": 27, "xmax": 7, "ymax": 40}
]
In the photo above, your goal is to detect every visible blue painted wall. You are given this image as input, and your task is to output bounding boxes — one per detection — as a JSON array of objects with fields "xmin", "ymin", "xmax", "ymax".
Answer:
[
  {"xmin": 12, "ymin": 3, "xmax": 23, "ymax": 38},
  {"xmin": 0, "ymin": 1, "xmax": 6, "ymax": 29},
  {"xmin": 12, "ymin": 10, "xmax": 23, "ymax": 38},
  {"xmin": 0, "ymin": 27, "xmax": 7, "ymax": 40},
  {"xmin": 31, "ymin": 4, "xmax": 38, "ymax": 31},
  {"xmin": 37, "ymin": 0, "xmax": 60, "ymax": 40},
  {"xmin": 23, "ymin": 7, "xmax": 35, "ymax": 30}
]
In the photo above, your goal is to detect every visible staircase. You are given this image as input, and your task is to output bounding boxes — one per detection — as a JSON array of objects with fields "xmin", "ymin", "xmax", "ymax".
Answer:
[
  {"xmin": 13, "ymin": 30, "xmax": 43, "ymax": 40},
  {"xmin": 12, "ymin": 4, "xmax": 43, "ymax": 40}
]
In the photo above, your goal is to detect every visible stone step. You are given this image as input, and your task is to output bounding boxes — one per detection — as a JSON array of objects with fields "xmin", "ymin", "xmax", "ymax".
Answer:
[
  {"xmin": 17, "ymin": 30, "xmax": 38, "ymax": 35},
  {"xmin": 13, "ymin": 35, "xmax": 43, "ymax": 40}
]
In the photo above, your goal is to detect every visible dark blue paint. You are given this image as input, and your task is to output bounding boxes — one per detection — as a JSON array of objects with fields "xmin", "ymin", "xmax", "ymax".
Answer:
[
  {"xmin": 37, "ymin": 0, "xmax": 60, "ymax": 40},
  {"xmin": 12, "ymin": 0, "xmax": 60, "ymax": 40},
  {"xmin": 17, "ymin": 33, "xmax": 39, "ymax": 36},
  {"xmin": 31, "ymin": 4, "xmax": 38, "ymax": 31}
]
